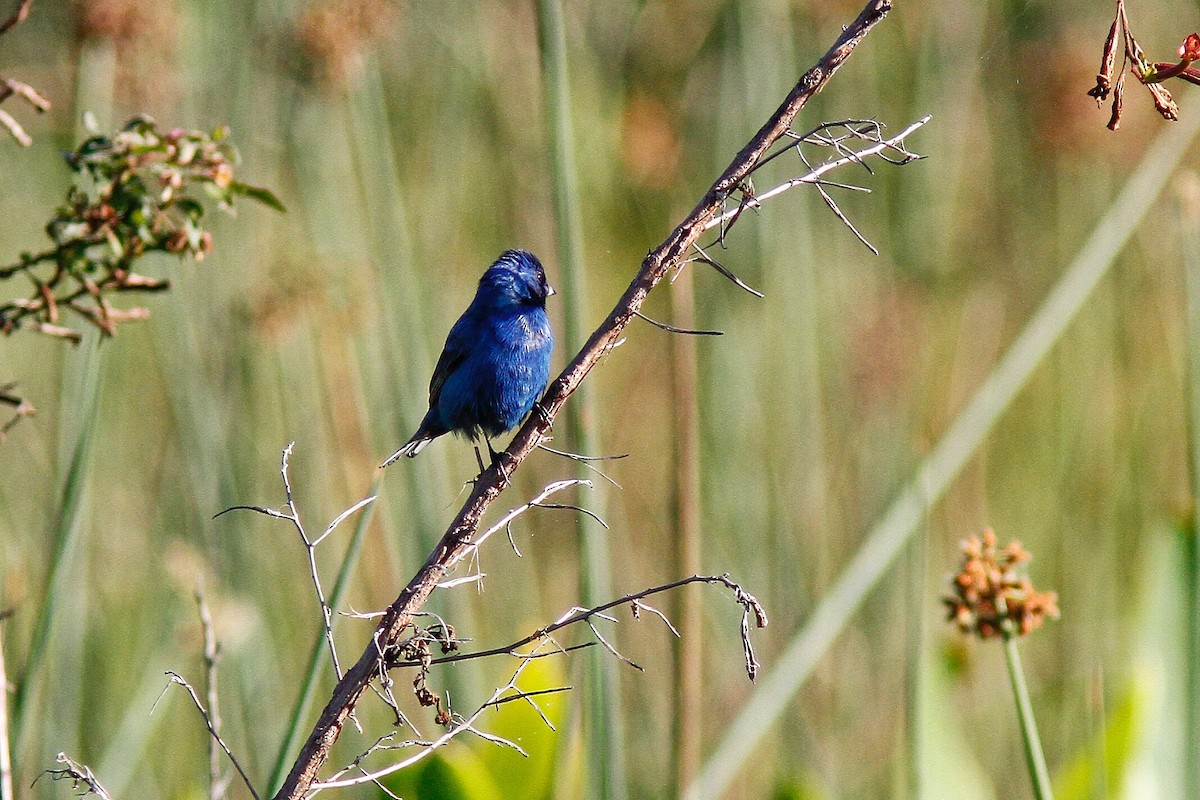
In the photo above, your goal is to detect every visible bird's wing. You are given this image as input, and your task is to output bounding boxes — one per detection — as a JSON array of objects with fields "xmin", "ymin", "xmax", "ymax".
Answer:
[{"xmin": 427, "ymin": 312, "xmax": 475, "ymax": 406}]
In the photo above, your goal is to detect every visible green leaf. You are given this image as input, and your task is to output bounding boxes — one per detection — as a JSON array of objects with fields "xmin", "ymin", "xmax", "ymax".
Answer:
[
  {"xmin": 475, "ymin": 653, "xmax": 568, "ymax": 800},
  {"xmin": 381, "ymin": 751, "xmax": 503, "ymax": 800},
  {"xmin": 202, "ymin": 182, "xmax": 232, "ymax": 205},
  {"xmin": 1053, "ymin": 683, "xmax": 1142, "ymax": 800},
  {"xmin": 229, "ymin": 180, "xmax": 286, "ymax": 212},
  {"xmin": 175, "ymin": 198, "xmax": 205, "ymax": 221}
]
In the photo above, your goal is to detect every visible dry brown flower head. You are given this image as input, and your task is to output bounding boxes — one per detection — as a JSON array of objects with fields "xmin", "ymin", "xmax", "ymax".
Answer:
[{"xmin": 944, "ymin": 529, "xmax": 1059, "ymax": 640}]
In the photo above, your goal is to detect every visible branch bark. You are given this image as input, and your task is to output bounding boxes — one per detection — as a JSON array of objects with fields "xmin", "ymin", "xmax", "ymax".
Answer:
[{"xmin": 272, "ymin": 2, "xmax": 893, "ymax": 797}]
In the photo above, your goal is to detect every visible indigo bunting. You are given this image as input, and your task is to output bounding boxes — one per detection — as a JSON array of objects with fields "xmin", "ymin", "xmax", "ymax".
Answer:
[{"xmin": 381, "ymin": 249, "xmax": 555, "ymax": 468}]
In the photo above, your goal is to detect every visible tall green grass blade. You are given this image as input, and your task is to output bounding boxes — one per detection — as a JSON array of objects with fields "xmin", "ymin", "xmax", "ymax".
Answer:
[
  {"xmin": 688, "ymin": 101, "xmax": 1200, "ymax": 800},
  {"xmin": 1180, "ymin": 186, "xmax": 1200, "ymax": 800},
  {"xmin": 11, "ymin": 332, "xmax": 101, "ymax": 771},
  {"xmin": 96, "ymin": 660, "xmax": 186, "ymax": 795},
  {"xmin": 267, "ymin": 476, "xmax": 379, "ymax": 796},
  {"xmin": 670, "ymin": 271, "xmax": 704, "ymax": 797},
  {"xmin": 535, "ymin": 2, "xmax": 626, "ymax": 799}
]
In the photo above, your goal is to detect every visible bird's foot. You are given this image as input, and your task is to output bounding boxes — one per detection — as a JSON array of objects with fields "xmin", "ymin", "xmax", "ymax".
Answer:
[{"xmin": 486, "ymin": 441, "xmax": 519, "ymax": 486}]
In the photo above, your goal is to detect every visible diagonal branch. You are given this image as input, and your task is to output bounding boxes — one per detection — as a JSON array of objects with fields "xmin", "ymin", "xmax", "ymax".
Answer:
[{"xmin": 271, "ymin": 2, "xmax": 895, "ymax": 797}]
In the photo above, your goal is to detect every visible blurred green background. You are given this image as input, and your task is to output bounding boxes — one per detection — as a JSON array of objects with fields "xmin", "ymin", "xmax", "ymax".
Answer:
[{"xmin": 1, "ymin": 0, "xmax": 1199, "ymax": 798}]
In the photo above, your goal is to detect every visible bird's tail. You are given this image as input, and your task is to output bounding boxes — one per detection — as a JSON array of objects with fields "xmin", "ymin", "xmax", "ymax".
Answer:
[{"xmin": 379, "ymin": 434, "xmax": 435, "ymax": 468}]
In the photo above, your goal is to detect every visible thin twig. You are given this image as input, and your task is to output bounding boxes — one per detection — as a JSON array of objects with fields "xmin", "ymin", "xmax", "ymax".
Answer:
[
  {"xmin": 689, "ymin": 243, "xmax": 764, "ymax": 298},
  {"xmin": 0, "ymin": 2, "xmax": 48, "ymax": 147},
  {"xmin": 0, "ymin": 79, "xmax": 49, "ymax": 111},
  {"xmin": 532, "ymin": 501, "xmax": 609, "ymax": 529},
  {"xmin": 314, "ymin": 657, "xmax": 543, "ymax": 791},
  {"xmin": 703, "ymin": 115, "xmax": 929, "ymax": 235},
  {"xmin": 633, "ymin": 309, "xmax": 724, "ymax": 336},
  {"xmin": 38, "ymin": 754, "xmax": 113, "ymax": 800},
  {"xmin": 536, "ymin": 443, "xmax": 625, "ymax": 488},
  {"xmin": 215, "ymin": 444, "xmax": 376, "ymax": 682},
  {"xmin": 536, "ymin": 444, "xmax": 629, "ymax": 462},
  {"xmin": 392, "ymin": 574, "xmax": 766, "ymax": 672},
  {"xmin": 0, "ymin": 108, "xmax": 28, "ymax": 146},
  {"xmin": 632, "ymin": 599, "xmax": 681, "ymax": 638},
  {"xmin": 164, "ymin": 673, "xmax": 261, "ymax": 800},
  {"xmin": 465, "ymin": 479, "xmax": 593, "ymax": 558}
]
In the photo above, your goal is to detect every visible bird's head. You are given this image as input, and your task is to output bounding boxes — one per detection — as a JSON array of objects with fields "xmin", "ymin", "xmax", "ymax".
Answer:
[{"xmin": 479, "ymin": 249, "xmax": 555, "ymax": 307}]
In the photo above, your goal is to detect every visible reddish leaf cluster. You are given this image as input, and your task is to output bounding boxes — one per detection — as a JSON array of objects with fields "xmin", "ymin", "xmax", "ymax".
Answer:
[
  {"xmin": 944, "ymin": 529, "xmax": 1059, "ymax": 640},
  {"xmin": 1089, "ymin": 0, "xmax": 1200, "ymax": 130}
]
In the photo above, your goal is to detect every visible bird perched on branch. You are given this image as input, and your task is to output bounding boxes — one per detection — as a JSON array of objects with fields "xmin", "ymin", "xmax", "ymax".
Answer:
[{"xmin": 381, "ymin": 249, "xmax": 555, "ymax": 470}]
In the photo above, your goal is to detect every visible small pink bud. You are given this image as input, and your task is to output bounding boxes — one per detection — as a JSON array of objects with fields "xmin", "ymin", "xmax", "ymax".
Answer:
[{"xmin": 1181, "ymin": 33, "xmax": 1200, "ymax": 62}]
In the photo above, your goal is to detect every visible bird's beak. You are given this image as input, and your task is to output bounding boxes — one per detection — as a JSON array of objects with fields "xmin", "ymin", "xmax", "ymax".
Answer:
[{"xmin": 546, "ymin": 283, "xmax": 556, "ymax": 297}]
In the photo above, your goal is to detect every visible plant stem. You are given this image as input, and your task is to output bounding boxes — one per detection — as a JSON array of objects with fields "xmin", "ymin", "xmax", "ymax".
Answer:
[
  {"xmin": 535, "ymin": 2, "xmax": 627, "ymax": 799},
  {"xmin": 267, "ymin": 476, "xmax": 379, "ymax": 796},
  {"xmin": 1002, "ymin": 631, "xmax": 1054, "ymax": 800}
]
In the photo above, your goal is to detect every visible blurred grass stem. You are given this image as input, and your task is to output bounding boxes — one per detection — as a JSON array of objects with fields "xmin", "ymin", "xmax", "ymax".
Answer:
[
  {"xmin": 0, "ymin": 619, "xmax": 11, "ymax": 800},
  {"xmin": 689, "ymin": 101, "xmax": 1200, "ymax": 799},
  {"xmin": 671, "ymin": 270, "xmax": 703, "ymax": 796},
  {"xmin": 11, "ymin": 333, "xmax": 100, "ymax": 770},
  {"xmin": 1180, "ymin": 178, "xmax": 1200, "ymax": 800},
  {"xmin": 535, "ymin": 2, "xmax": 627, "ymax": 797},
  {"xmin": 1002, "ymin": 623, "xmax": 1053, "ymax": 800}
]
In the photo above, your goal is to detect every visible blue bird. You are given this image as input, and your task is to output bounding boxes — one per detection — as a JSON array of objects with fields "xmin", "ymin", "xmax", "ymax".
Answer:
[{"xmin": 381, "ymin": 249, "xmax": 555, "ymax": 469}]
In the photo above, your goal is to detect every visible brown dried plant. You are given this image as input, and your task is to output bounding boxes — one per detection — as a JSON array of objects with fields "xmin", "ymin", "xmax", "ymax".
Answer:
[
  {"xmin": 944, "ymin": 528, "xmax": 1059, "ymax": 640},
  {"xmin": 1088, "ymin": 0, "xmax": 1200, "ymax": 130}
]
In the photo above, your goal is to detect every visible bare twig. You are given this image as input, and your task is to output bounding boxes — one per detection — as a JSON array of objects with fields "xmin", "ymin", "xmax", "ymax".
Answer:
[
  {"xmin": 702, "ymin": 115, "xmax": 930, "ymax": 238},
  {"xmin": 633, "ymin": 309, "xmax": 724, "ymax": 336},
  {"xmin": 195, "ymin": 581, "xmax": 229, "ymax": 800},
  {"xmin": 215, "ymin": 443, "xmax": 377, "ymax": 681},
  {"xmin": 688, "ymin": 243, "xmax": 763, "ymax": 298},
  {"xmin": 536, "ymin": 444, "xmax": 628, "ymax": 462},
  {"xmin": 320, "ymin": 575, "xmax": 764, "ymax": 791},
  {"xmin": 0, "ymin": 1, "xmax": 46, "ymax": 148},
  {"xmin": 39, "ymin": 753, "xmax": 112, "ymax": 800},
  {"xmin": 0, "ymin": 383, "xmax": 34, "ymax": 442},
  {"xmin": 393, "ymin": 574, "xmax": 766, "ymax": 675},
  {"xmin": 272, "ymin": 3, "xmax": 894, "ymax": 796},
  {"xmin": 0, "ymin": 108, "xmax": 28, "ymax": 146},
  {"xmin": 532, "ymin": 501, "xmax": 609, "ymax": 529},
  {"xmin": 164, "ymin": 673, "xmax": 260, "ymax": 800},
  {"xmin": 632, "ymin": 598, "xmax": 681, "ymax": 637},
  {"xmin": 314, "ymin": 654, "xmax": 549, "ymax": 792},
  {"xmin": 536, "ymin": 443, "xmax": 626, "ymax": 488},
  {"xmin": 464, "ymin": 478, "xmax": 593, "ymax": 559},
  {"xmin": 0, "ymin": 79, "xmax": 49, "ymax": 111}
]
